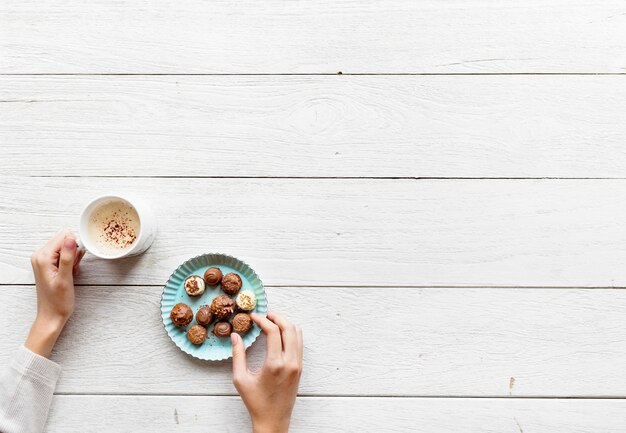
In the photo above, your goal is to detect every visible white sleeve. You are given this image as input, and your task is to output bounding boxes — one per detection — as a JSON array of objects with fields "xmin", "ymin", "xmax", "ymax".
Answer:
[{"xmin": 0, "ymin": 346, "xmax": 61, "ymax": 433}]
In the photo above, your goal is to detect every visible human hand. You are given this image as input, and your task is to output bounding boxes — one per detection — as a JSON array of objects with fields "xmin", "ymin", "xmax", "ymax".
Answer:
[
  {"xmin": 25, "ymin": 230, "xmax": 85, "ymax": 357},
  {"xmin": 231, "ymin": 312, "xmax": 303, "ymax": 433}
]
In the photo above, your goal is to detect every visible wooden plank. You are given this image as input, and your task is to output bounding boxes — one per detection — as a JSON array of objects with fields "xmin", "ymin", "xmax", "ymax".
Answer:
[
  {"xmin": 3, "ymin": 75, "xmax": 626, "ymax": 178},
  {"xmin": 2, "ymin": 177, "xmax": 626, "ymax": 287},
  {"xmin": 2, "ymin": 286, "xmax": 626, "ymax": 396},
  {"xmin": 45, "ymin": 396, "xmax": 626, "ymax": 432},
  {"xmin": 2, "ymin": 0, "xmax": 626, "ymax": 73}
]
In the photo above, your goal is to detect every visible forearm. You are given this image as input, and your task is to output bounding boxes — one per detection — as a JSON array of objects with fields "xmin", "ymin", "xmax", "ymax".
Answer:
[
  {"xmin": 253, "ymin": 426, "xmax": 289, "ymax": 433},
  {"xmin": 252, "ymin": 416, "xmax": 290, "ymax": 433},
  {"xmin": 0, "ymin": 346, "xmax": 61, "ymax": 433},
  {"xmin": 25, "ymin": 316, "xmax": 66, "ymax": 358}
]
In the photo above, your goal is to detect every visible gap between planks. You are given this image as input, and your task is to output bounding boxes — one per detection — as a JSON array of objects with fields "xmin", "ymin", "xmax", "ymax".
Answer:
[
  {"xmin": 15, "ymin": 176, "xmax": 626, "ymax": 180},
  {"xmin": 52, "ymin": 393, "xmax": 626, "ymax": 400},
  {"xmin": 1, "ymin": 73, "xmax": 626, "ymax": 76},
  {"xmin": 5, "ymin": 284, "xmax": 626, "ymax": 289}
]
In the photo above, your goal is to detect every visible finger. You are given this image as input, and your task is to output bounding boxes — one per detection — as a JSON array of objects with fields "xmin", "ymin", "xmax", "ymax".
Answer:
[
  {"xmin": 251, "ymin": 313, "xmax": 282, "ymax": 360},
  {"xmin": 43, "ymin": 230, "xmax": 70, "ymax": 256},
  {"xmin": 74, "ymin": 247, "xmax": 86, "ymax": 266},
  {"xmin": 231, "ymin": 333, "xmax": 249, "ymax": 389},
  {"xmin": 73, "ymin": 249, "xmax": 86, "ymax": 276},
  {"xmin": 42, "ymin": 230, "xmax": 73, "ymax": 270},
  {"xmin": 58, "ymin": 237, "xmax": 78, "ymax": 279},
  {"xmin": 267, "ymin": 311, "xmax": 299, "ymax": 359},
  {"xmin": 296, "ymin": 326, "xmax": 304, "ymax": 365},
  {"xmin": 31, "ymin": 230, "xmax": 70, "ymax": 278}
]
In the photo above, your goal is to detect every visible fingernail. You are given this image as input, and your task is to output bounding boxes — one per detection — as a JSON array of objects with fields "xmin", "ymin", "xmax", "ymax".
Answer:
[
  {"xmin": 231, "ymin": 333, "xmax": 239, "ymax": 345},
  {"xmin": 64, "ymin": 238, "xmax": 76, "ymax": 249}
]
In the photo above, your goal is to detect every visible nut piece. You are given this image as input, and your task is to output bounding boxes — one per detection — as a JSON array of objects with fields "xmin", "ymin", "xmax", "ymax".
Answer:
[
  {"xmin": 187, "ymin": 325, "xmax": 208, "ymax": 345},
  {"xmin": 170, "ymin": 303, "xmax": 193, "ymax": 328},
  {"xmin": 210, "ymin": 295, "xmax": 236, "ymax": 320},
  {"xmin": 203, "ymin": 267, "xmax": 223, "ymax": 286},
  {"xmin": 221, "ymin": 273, "xmax": 242, "ymax": 295},
  {"xmin": 184, "ymin": 275, "xmax": 205, "ymax": 296}
]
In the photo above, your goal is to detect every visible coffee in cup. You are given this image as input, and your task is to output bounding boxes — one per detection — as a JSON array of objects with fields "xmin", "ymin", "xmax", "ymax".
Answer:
[{"xmin": 78, "ymin": 195, "xmax": 156, "ymax": 259}]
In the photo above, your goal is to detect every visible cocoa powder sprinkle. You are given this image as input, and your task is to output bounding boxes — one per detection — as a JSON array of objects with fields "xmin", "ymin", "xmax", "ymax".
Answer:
[{"xmin": 101, "ymin": 210, "xmax": 137, "ymax": 248}]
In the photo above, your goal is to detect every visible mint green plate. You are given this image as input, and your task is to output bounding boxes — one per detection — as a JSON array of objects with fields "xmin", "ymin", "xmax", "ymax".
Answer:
[{"xmin": 161, "ymin": 253, "xmax": 267, "ymax": 361}]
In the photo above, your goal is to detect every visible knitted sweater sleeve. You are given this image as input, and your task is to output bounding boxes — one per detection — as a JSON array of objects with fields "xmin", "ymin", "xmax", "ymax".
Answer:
[{"xmin": 0, "ymin": 346, "xmax": 61, "ymax": 433}]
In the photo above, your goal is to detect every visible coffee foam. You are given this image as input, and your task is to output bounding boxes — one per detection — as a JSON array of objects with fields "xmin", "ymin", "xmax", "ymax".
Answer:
[{"xmin": 88, "ymin": 200, "xmax": 140, "ymax": 255}]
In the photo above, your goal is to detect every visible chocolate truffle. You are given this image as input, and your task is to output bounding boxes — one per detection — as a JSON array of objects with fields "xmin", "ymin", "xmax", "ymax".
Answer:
[
  {"xmin": 204, "ymin": 267, "xmax": 223, "ymax": 286},
  {"xmin": 210, "ymin": 295, "xmax": 236, "ymax": 320},
  {"xmin": 232, "ymin": 313, "xmax": 253, "ymax": 334},
  {"xmin": 221, "ymin": 272, "xmax": 242, "ymax": 295},
  {"xmin": 213, "ymin": 321, "xmax": 232, "ymax": 338},
  {"xmin": 184, "ymin": 275, "xmax": 205, "ymax": 296},
  {"xmin": 236, "ymin": 290, "xmax": 257, "ymax": 312},
  {"xmin": 187, "ymin": 325, "xmax": 208, "ymax": 345},
  {"xmin": 170, "ymin": 303, "xmax": 193, "ymax": 328},
  {"xmin": 196, "ymin": 305, "xmax": 213, "ymax": 326}
]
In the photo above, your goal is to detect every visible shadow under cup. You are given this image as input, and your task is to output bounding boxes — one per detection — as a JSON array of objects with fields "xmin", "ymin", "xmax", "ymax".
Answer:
[{"xmin": 78, "ymin": 195, "xmax": 157, "ymax": 259}]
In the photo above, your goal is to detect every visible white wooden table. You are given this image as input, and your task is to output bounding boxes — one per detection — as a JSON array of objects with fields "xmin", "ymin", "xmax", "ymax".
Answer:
[{"xmin": 2, "ymin": 1, "xmax": 626, "ymax": 431}]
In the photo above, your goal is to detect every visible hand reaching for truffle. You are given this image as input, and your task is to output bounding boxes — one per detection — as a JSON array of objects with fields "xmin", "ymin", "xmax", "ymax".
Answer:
[
  {"xmin": 231, "ymin": 312, "xmax": 303, "ymax": 433},
  {"xmin": 25, "ymin": 230, "xmax": 85, "ymax": 357}
]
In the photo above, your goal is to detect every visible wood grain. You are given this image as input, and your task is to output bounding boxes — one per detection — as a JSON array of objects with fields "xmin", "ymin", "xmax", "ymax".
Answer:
[
  {"xmin": 5, "ymin": 0, "xmax": 626, "ymax": 427},
  {"xmin": 3, "ymin": 75, "xmax": 626, "ymax": 177},
  {"xmin": 2, "ymin": 177, "xmax": 626, "ymax": 287},
  {"xmin": 2, "ymin": 286, "xmax": 626, "ymax": 396},
  {"xmin": 45, "ymin": 396, "xmax": 626, "ymax": 432},
  {"xmin": 2, "ymin": 0, "xmax": 626, "ymax": 73}
]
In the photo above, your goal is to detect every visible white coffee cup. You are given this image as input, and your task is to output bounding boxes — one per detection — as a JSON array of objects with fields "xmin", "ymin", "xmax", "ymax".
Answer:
[{"xmin": 77, "ymin": 195, "xmax": 157, "ymax": 259}]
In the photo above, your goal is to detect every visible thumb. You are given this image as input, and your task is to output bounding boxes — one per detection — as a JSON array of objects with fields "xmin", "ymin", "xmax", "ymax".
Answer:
[
  {"xmin": 231, "ymin": 333, "xmax": 248, "ymax": 387},
  {"xmin": 58, "ymin": 237, "xmax": 77, "ymax": 279}
]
